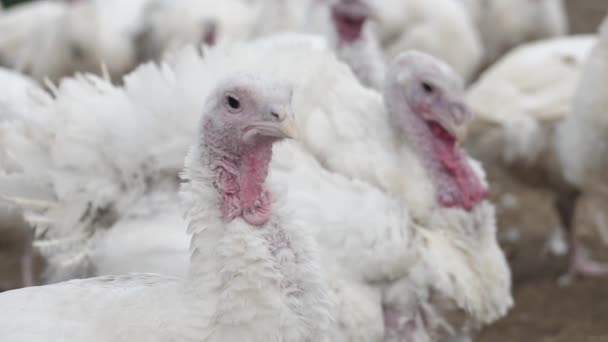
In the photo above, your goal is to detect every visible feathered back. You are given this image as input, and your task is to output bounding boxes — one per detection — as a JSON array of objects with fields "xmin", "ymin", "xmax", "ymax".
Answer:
[{"xmin": 137, "ymin": 0, "xmax": 259, "ymax": 62}]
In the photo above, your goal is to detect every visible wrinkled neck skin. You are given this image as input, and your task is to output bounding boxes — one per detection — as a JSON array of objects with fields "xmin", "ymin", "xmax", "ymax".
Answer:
[
  {"xmin": 387, "ymin": 95, "xmax": 487, "ymax": 211},
  {"xmin": 204, "ymin": 126, "xmax": 274, "ymax": 226}
]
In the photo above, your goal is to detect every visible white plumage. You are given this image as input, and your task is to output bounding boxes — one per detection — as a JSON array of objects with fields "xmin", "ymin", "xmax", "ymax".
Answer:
[
  {"xmin": 467, "ymin": 35, "xmax": 596, "ymax": 164},
  {"xmin": 557, "ymin": 19, "xmax": 608, "ymax": 189},
  {"xmin": 0, "ymin": 0, "xmax": 70, "ymax": 81},
  {"xmin": 0, "ymin": 72, "xmax": 334, "ymax": 342},
  {"xmin": 476, "ymin": 0, "xmax": 569, "ymax": 66},
  {"xmin": 135, "ymin": 0, "xmax": 259, "ymax": 62},
  {"xmin": 0, "ymin": 30, "xmax": 510, "ymax": 341},
  {"xmin": 370, "ymin": 0, "xmax": 483, "ymax": 82},
  {"xmin": 0, "ymin": 0, "xmax": 149, "ymax": 82},
  {"xmin": 465, "ymin": 24, "xmax": 608, "ymax": 278}
]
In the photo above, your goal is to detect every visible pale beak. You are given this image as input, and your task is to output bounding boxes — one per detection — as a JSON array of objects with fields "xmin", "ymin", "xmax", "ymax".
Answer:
[
  {"xmin": 244, "ymin": 112, "xmax": 299, "ymax": 141},
  {"xmin": 278, "ymin": 116, "xmax": 298, "ymax": 139},
  {"xmin": 439, "ymin": 100, "xmax": 472, "ymax": 136}
]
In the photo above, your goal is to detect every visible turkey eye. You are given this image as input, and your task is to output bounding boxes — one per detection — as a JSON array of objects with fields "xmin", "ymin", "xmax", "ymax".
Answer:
[
  {"xmin": 421, "ymin": 82, "xmax": 435, "ymax": 94},
  {"xmin": 226, "ymin": 95, "xmax": 241, "ymax": 111}
]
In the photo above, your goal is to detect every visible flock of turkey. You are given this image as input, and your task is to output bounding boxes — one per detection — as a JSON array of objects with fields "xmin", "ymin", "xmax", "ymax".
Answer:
[{"xmin": 0, "ymin": 0, "xmax": 605, "ymax": 341}]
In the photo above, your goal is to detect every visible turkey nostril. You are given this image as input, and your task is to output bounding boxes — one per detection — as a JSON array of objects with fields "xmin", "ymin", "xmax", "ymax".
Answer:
[{"xmin": 271, "ymin": 112, "xmax": 281, "ymax": 120}]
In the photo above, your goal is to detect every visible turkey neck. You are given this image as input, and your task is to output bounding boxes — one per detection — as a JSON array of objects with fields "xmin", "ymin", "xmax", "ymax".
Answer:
[
  {"xmin": 386, "ymin": 93, "xmax": 487, "ymax": 211},
  {"xmin": 180, "ymin": 134, "xmax": 331, "ymax": 340},
  {"xmin": 204, "ymin": 129, "xmax": 274, "ymax": 226}
]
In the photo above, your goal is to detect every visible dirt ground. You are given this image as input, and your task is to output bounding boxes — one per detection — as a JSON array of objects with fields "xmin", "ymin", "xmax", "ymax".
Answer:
[{"xmin": 1, "ymin": 1, "xmax": 608, "ymax": 341}]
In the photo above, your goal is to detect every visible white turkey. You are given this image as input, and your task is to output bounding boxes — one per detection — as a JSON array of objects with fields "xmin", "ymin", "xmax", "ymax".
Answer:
[
  {"xmin": 475, "ymin": 0, "xmax": 569, "ymax": 67},
  {"xmin": 465, "ymin": 31, "xmax": 602, "ymax": 278},
  {"xmin": 291, "ymin": 48, "xmax": 512, "ymax": 341},
  {"xmin": 0, "ymin": 0, "xmax": 148, "ymax": 82},
  {"xmin": 134, "ymin": 0, "xmax": 258, "ymax": 63},
  {"xmin": 0, "ymin": 0, "xmax": 69, "ymax": 81},
  {"xmin": 328, "ymin": 0, "xmax": 385, "ymax": 89},
  {"xmin": 0, "ymin": 73, "xmax": 335, "ymax": 342},
  {"xmin": 136, "ymin": 0, "xmax": 385, "ymax": 90},
  {"xmin": 0, "ymin": 56, "xmax": 210, "ymax": 282},
  {"xmin": 369, "ymin": 0, "xmax": 483, "ymax": 82},
  {"xmin": 556, "ymin": 17, "xmax": 608, "ymax": 278},
  {"xmin": 255, "ymin": 0, "xmax": 385, "ymax": 90}
]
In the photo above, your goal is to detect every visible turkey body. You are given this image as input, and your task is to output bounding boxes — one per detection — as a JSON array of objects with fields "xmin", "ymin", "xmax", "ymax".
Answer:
[
  {"xmin": 465, "ymin": 31, "xmax": 606, "ymax": 278},
  {"xmin": 0, "ymin": 73, "xmax": 333, "ymax": 342}
]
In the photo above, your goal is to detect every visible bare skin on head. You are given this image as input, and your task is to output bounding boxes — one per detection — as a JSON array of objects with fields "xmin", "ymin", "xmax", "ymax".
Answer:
[
  {"xmin": 385, "ymin": 51, "xmax": 487, "ymax": 212},
  {"xmin": 201, "ymin": 76, "xmax": 297, "ymax": 226},
  {"xmin": 331, "ymin": 0, "xmax": 370, "ymax": 43}
]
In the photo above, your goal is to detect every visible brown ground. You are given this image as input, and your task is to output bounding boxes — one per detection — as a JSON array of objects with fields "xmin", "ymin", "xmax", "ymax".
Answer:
[{"xmin": 0, "ymin": 0, "xmax": 608, "ymax": 341}]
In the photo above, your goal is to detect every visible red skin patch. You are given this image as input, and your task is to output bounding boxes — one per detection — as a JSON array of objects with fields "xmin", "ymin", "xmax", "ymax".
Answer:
[
  {"xmin": 214, "ymin": 138, "xmax": 274, "ymax": 226},
  {"xmin": 428, "ymin": 121, "xmax": 488, "ymax": 211},
  {"xmin": 332, "ymin": 10, "xmax": 365, "ymax": 43}
]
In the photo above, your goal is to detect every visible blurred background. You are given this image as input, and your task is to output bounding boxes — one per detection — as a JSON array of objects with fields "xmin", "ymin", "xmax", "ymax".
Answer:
[{"xmin": 0, "ymin": 0, "xmax": 607, "ymax": 341}]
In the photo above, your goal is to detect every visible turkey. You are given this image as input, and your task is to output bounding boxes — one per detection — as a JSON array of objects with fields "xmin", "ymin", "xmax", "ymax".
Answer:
[
  {"xmin": 136, "ymin": 0, "xmax": 385, "ymax": 90},
  {"xmin": 60, "ymin": 0, "xmax": 151, "ymax": 81},
  {"xmin": 328, "ymin": 0, "xmax": 385, "ymax": 89},
  {"xmin": 369, "ymin": 0, "xmax": 483, "ymax": 82},
  {"xmin": 0, "ymin": 0, "xmax": 148, "ymax": 82},
  {"xmin": 0, "ymin": 0, "xmax": 69, "ymax": 81},
  {"xmin": 134, "ymin": 0, "xmax": 258, "ymax": 63},
  {"xmin": 0, "ymin": 73, "xmax": 334, "ymax": 342},
  {"xmin": 556, "ymin": 17, "xmax": 608, "ymax": 278},
  {"xmin": 465, "ymin": 32, "xmax": 601, "ymax": 278},
  {"xmin": 475, "ymin": 0, "xmax": 569, "ymax": 67},
  {"xmin": 249, "ymin": 0, "xmax": 324, "ymax": 38},
  {"xmin": 0, "ymin": 54, "xmax": 213, "ymax": 282}
]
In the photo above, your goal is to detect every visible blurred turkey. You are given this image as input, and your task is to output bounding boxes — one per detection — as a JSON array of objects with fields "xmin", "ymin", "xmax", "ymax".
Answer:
[
  {"xmin": 0, "ymin": 0, "xmax": 70, "ymax": 81},
  {"xmin": 473, "ymin": 0, "xmax": 569, "ymax": 67},
  {"xmin": 134, "ymin": 0, "xmax": 258, "ymax": 63},
  {"xmin": 0, "ymin": 74, "xmax": 335, "ymax": 342},
  {"xmin": 0, "ymin": 55, "xmax": 206, "ymax": 282},
  {"xmin": 136, "ymin": 0, "xmax": 385, "ymax": 90},
  {"xmin": 0, "ymin": 0, "xmax": 148, "ymax": 82},
  {"xmin": 556, "ymin": 17, "xmax": 608, "ymax": 278},
  {"xmin": 465, "ymin": 30, "xmax": 603, "ymax": 278},
  {"xmin": 369, "ymin": 0, "xmax": 483, "ymax": 82}
]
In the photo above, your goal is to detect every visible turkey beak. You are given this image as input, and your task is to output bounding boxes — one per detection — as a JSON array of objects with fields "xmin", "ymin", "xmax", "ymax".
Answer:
[
  {"xmin": 275, "ymin": 111, "xmax": 298, "ymax": 140},
  {"xmin": 256, "ymin": 109, "xmax": 298, "ymax": 140},
  {"xmin": 442, "ymin": 100, "xmax": 472, "ymax": 136}
]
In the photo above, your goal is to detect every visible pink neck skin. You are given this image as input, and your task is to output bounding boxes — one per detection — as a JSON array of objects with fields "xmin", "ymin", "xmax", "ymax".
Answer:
[
  {"xmin": 406, "ymin": 105, "xmax": 488, "ymax": 211},
  {"xmin": 205, "ymin": 132, "xmax": 274, "ymax": 226},
  {"xmin": 332, "ymin": 8, "xmax": 366, "ymax": 43}
]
